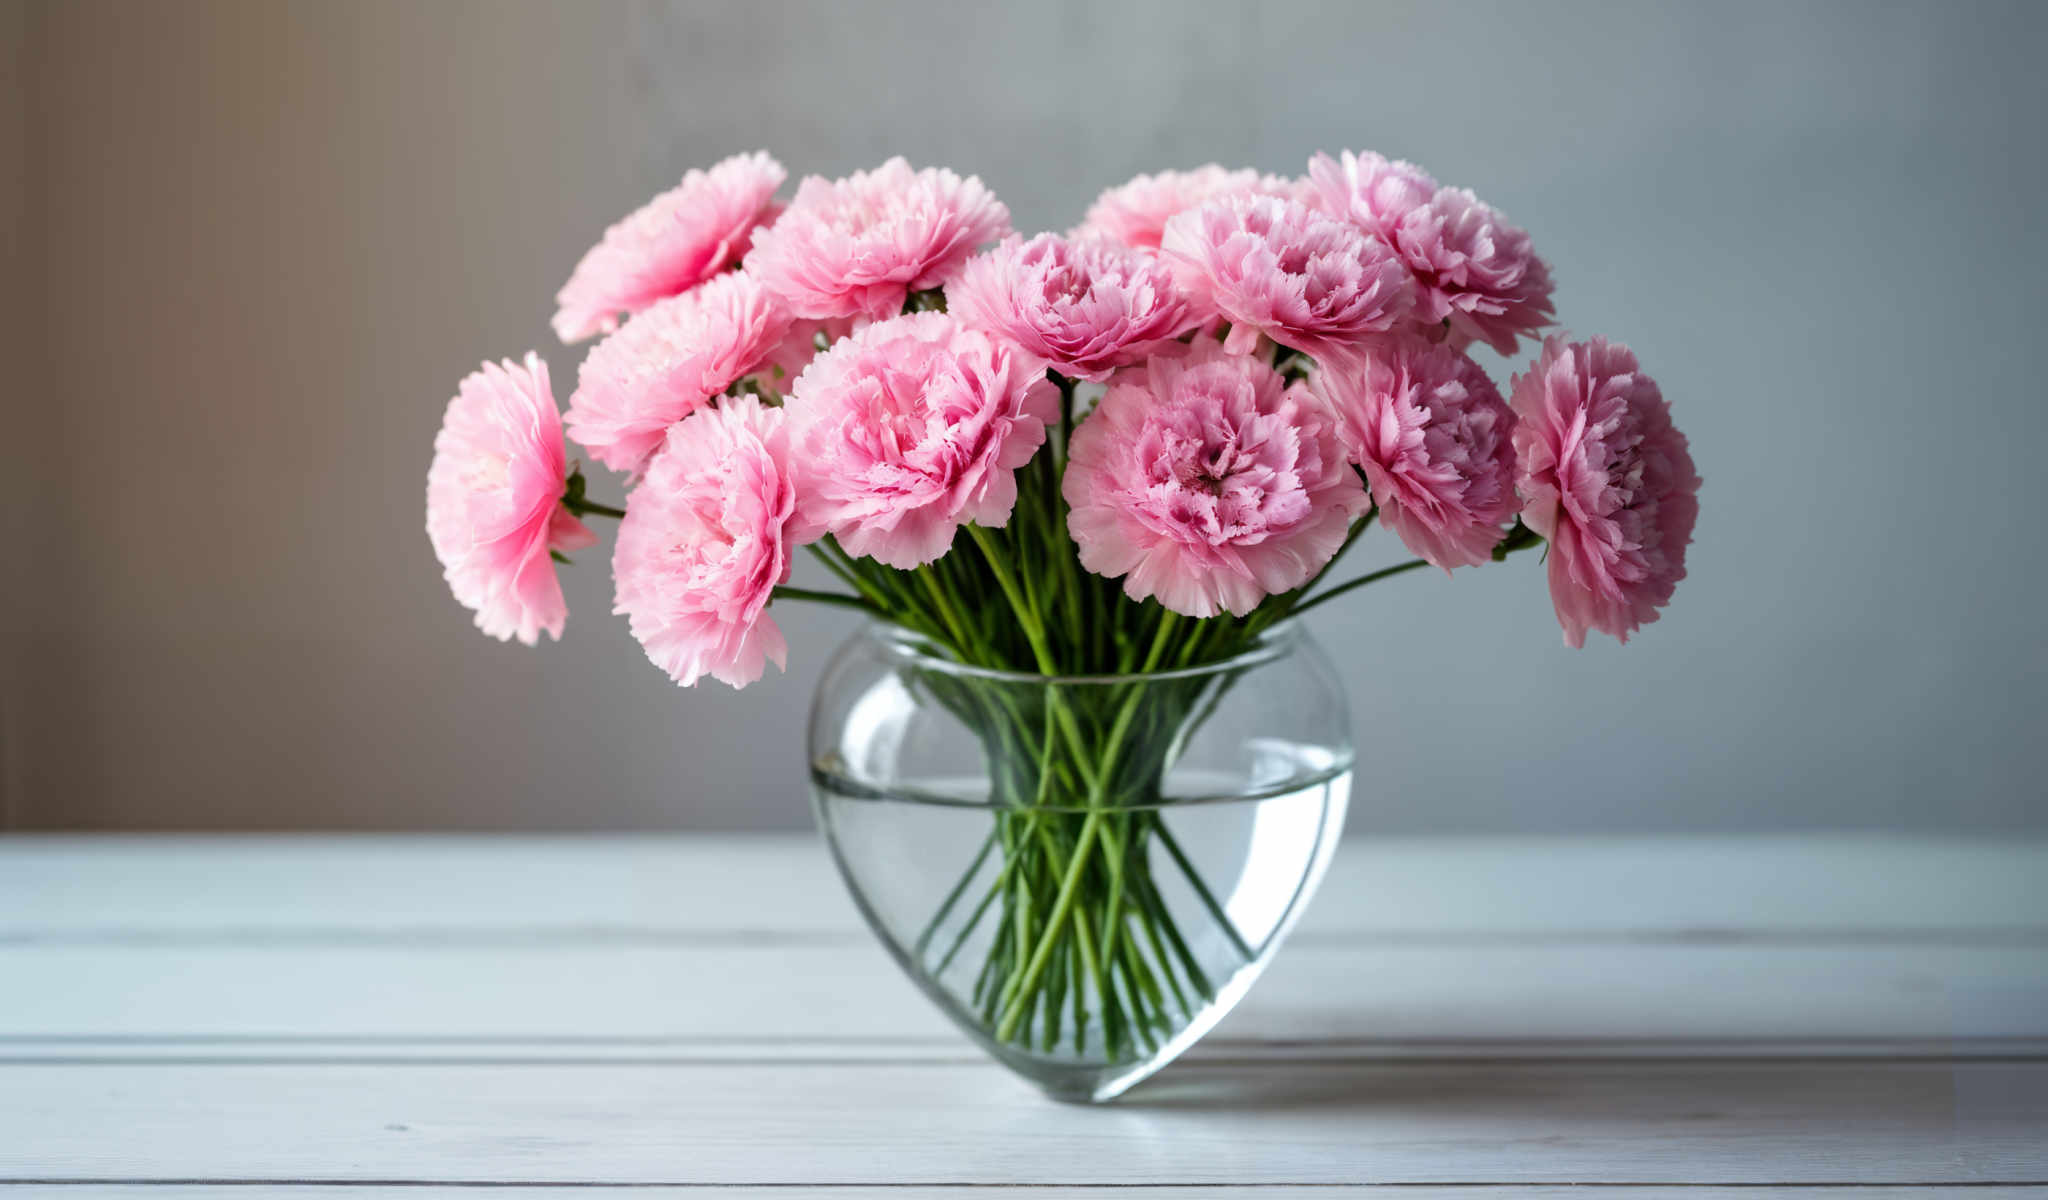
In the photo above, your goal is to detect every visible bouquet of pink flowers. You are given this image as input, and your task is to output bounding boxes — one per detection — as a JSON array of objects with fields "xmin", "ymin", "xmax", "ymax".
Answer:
[{"xmin": 427, "ymin": 150, "xmax": 1699, "ymax": 1077}]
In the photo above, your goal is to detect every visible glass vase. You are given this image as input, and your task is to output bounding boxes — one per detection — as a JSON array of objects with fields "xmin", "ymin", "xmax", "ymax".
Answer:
[{"xmin": 808, "ymin": 620, "xmax": 1352, "ymax": 1103}]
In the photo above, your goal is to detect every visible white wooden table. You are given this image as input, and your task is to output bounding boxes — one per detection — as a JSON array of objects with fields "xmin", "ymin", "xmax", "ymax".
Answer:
[{"xmin": 2, "ymin": 834, "xmax": 2044, "ymax": 1197}]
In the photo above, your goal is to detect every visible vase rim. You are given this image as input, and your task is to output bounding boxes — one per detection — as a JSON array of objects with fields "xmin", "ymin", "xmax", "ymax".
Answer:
[{"xmin": 859, "ymin": 619, "xmax": 1304, "ymax": 685}]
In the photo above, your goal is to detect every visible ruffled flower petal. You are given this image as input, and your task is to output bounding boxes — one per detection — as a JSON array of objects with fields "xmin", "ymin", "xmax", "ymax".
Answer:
[
  {"xmin": 949, "ymin": 233, "xmax": 1199, "ymax": 382},
  {"xmin": 1063, "ymin": 342, "xmax": 1368, "ymax": 618},
  {"xmin": 784, "ymin": 312, "xmax": 1056, "ymax": 568},
  {"xmin": 744, "ymin": 158, "xmax": 1011, "ymax": 322},
  {"xmin": 1160, "ymin": 195, "xmax": 1414, "ymax": 365},
  {"xmin": 552, "ymin": 151, "xmax": 786, "ymax": 343},
  {"xmin": 1315, "ymin": 337, "xmax": 1519, "ymax": 569},
  {"xmin": 1509, "ymin": 336, "xmax": 1700, "ymax": 646},
  {"xmin": 611, "ymin": 396, "xmax": 814, "ymax": 688},
  {"xmin": 425, "ymin": 354, "xmax": 591, "ymax": 645}
]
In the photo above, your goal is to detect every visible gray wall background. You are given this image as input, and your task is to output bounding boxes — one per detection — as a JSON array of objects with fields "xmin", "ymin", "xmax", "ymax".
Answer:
[{"xmin": 3, "ymin": 0, "xmax": 2043, "ymax": 834}]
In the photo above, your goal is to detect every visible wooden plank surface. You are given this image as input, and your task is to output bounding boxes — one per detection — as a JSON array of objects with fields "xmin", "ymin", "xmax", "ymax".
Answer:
[
  {"xmin": 5, "ymin": 833, "xmax": 2041, "ymax": 937},
  {"xmin": 1, "ymin": 834, "xmax": 2043, "ymax": 1191},
  {"xmin": 1, "ymin": 941, "xmax": 2040, "ymax": 1046},
  {"xmin": 3, "ymin": 1060, "xmax": 2045, "ymax": 1186}
]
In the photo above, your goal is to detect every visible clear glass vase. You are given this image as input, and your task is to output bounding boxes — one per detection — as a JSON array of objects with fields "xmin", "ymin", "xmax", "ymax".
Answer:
[{"xmin": 808, "ymin": 620, "xmax": 1353, "ymax": 1103}]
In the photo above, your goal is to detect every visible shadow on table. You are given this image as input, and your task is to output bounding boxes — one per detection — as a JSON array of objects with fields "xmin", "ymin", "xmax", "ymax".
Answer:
[
  {"xmin": 1115, "ymin": 1059, "xmax": 2048, "ymax": 1123},
  {"xmin": 1119, "ymin": 1064, "xmax": 1526, "ymax": 1113}
]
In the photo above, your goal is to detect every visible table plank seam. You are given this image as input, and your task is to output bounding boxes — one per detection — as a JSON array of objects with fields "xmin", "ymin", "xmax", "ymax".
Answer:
[
  {"xmin": 7, "ymin": 927, "xmax": 2046, "ymax": 948},
  {"xmin": 9, "ymin": 1034, "xmax": 2041, "ymax": 1047},
  {"xmin": 8, "ymin": 1054, "xmax": 2046, "ymax": 1067},
  {"xmin": 5, "ymin": 1180, "xmax": 2047, "ymax": 1190}
]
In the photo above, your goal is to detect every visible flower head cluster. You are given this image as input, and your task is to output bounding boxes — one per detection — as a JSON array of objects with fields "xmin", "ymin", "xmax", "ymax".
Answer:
[
  {"xmin": 1310, "ymin": 150, "xmax": 1553, "ymax": 355},
  {"xmin": 552, "ymin": 151, "xmax": 785, "ymax": 344},
  {"xmin": 745, "ymin": 158, "xmax": 1011, "ymax": 322},
  {"xmin": 1064, "ymin": 343, "xmax": 1367, "ymax": 618},
  {"xmin": 949, "ymin": 233, "xmax": 1198, "ymax": 381},
  {"xmin": 1316, "ymin": 338, "xmax": 1518, "ymax": 569},
  {"xmin": 1161, "ymin": 195, "xmax": 1415, "ymax": 362},
  {"xmin": 1510, "ymin": 336, "xmax": 1700, "ymax": 646},
  {"xmin": 611, "ymin": 396, "xmax": 817, "ymax": 688},
  {"xmin": 786, "ymin": 312, "xmax": 1057, "ymax": 568},
  {"xmin": 432, "ymin": 149, "xmax": 1699, "ymax": 686},
  {"xmin": 565, "ymin": 271, "xmax": 795, "ymax": 477},
  {"xmin": 425, "ymin": 354, "xmax": 595, "ymax": 644}
]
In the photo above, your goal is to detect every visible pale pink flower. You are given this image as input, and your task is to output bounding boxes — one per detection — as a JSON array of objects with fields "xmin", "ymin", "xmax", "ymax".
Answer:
[
  {"xmin": 1306, "ymin": 149, "xmax": 1437, "ymax": 240},
  {"xmin": 1076, "ymin": 165, "xmax": 1300, "ymax": 252},
  {"xmin": 1310, "ymin": 149, "xmax": 1553, "ymax": 355},
  {"xmin": 1064, "ymin": 343, "xmax": 1368, "ymax": 618},
  {"xmin": 1510, "ymin": 336, "xmax": 1700, "ymax": 647},
  {"xmin": 1315, "ymin": 337, "xmax": 1518, "ymax": 569},
  {"xmin": 1161, "ymin": 195, "xmax": 1415, "ymax": 363},
  {"xmin": 744, "ymin": 158, "xmax": 1011, "ymax": 322},
  {"xmin": 565, "ymin": 272, "xmax": 794, "ymax": 477},
  {"xmin": 552, "ymin": 151, "xmax": 786, "ymax": 344},
  {"xmin": 611, "ymin": 396, "xmax": 817, "ymax": 688},
  {"xmin": 425, "ymin": 353, "xmax": 596, "ymax": 645},
  {"xmin": 949, "ymin": 233, "xmax": 1199, "ymax": 381},
  {"xmin": 786, "ymin": 312, "xmax": 1056, "ymax": 568}
]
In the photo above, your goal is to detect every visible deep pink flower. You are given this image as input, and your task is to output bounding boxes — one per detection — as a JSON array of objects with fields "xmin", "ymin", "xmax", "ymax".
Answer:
[
  {"xmin": 611, "ymin": 396, "xmax": 817, "ymax": 688},
  {"xmin": 565, "ymin": 272, "xmax": 794, "ymax": 478},
  {"xmin": 743, "ymin": 158, "xmax": 1011, "ymax": 322},
  {"xmin": 1076, "ymin": 165, "xmax": 1300, "ymax": 252},
  {"xmin": 785, "ymin": 312, "xmax": 1056, "ymax": 568},
  {"xmin": 1160, "ymin": 195, "xmax": 1414, "ymax": 363},
  {"xmin": 1510, "ymin": 336, "xmax": 1700, "ymax": 647},
  {"xmin": 949, "ymin": 233, "xmax": 1199, "ymax": 382},
  {"xmin": 425, "ymin": 354, "xmax": 596, "ymax": 645},
  {"xmin": 1064, "ymin": 343, "xmax": 1367, "ymax": 618},
  {"xmin": 1310, "ymin": 149, "xmax": 1553, "ymax": 356},
  {"xmin": 1315, "ymin": 337, "xmax": 1518, "ymax": 569},
  {"xmin": 552, "ymin": 151, "xmax": 786, "ymax": 344}
]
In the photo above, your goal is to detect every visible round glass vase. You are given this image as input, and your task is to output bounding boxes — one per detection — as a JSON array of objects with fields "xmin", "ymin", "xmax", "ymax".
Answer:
[{"xmin": 808, "ymin": 620, "xmax": 1353, "ymax": 1103}]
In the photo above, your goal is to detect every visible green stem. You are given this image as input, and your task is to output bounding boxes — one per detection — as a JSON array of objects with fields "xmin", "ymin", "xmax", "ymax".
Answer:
[
  {"xmin": 966, "ymin": 524, "xmax": 1056, "ymax": 673},
  {"xmin": 1299, "ymin": 507, "xmax": 1374, "ymax": 598},
  {"xmin": 770, "ymin": 586, "xmax": 881, "ymax": 616},
  {"xmin": 561, "ymin": 496, "xmax": 625, "ymax": 520},
  {"xmin": 994, "ymin": 810, "xmax": 1101, "ymax": 1042},
  {"xmin": 932, "ymin": 871, "xmax": 1007, "ymax": 977},
  {"xmin": 914, "ymin": 829, "xmax": 999, "ymax": 959},
  {"xmin": 915, "ymin": 565, "xmax": 977, "ymax": 652},
  {"xmin": 807, "ymin": 542, "xmax": 897, "ymax": 618},
  {"xmin": 1290, "ymin": 558, "xmax": 1432, "ymax": 615},
  {"xmin": 1153, "ymin": 815, "xmax": 1256, "ymax": 961},
  {"xmin": 559, "ymin": 468, "xmax": 626, "ymax": 520}
]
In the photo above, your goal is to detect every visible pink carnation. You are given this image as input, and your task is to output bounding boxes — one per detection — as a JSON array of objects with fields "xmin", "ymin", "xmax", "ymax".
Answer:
[
  {"xmin": 1310, "ymin": 149, "xmax": 1553, "ymax": 356},
  {"xmin": 425, "ymin": 353, "xmax": 596, "ymax": 645},
  {"xmin": 948, "ymin": 233, "xmax": 1199, "ymax": 382},
  {"xmin": 552, "ymin": 151, "xmax": 786, "ymax": 344},
  {"xmin": 786, "ymin": 312, "xmax": 1056, "ymax": 568},
  {"xmin": 611, "ymin": 396, "xmax": 816, "ymax": 688},
  {"xmin": 564, "ymin": 272, "xmax": 794, "ymax": 478},
  {"xmin": 1315, "ymin": 337, "xmax": 1518, "ymax": 569},
  {"xmin": 1510, "ymin": 336, "xmax": 1700, "ymax": 647},
  {"xmin": 1160, "ymin": 195, "xmax": 1414, "ymax": 363},
  {"xmin": 1076, "ymin": 165, "xmax": 1300, "ymax": 251},
  {"xmin": 1064, "ymin": 343, "xmax": 1368, "ymax": 618},
  {"xmin": 1305, "ymin": 149, "xmax": 1437, "ymax": 241},
  {"xmin": 744, "ymin": 158, "xmax": 1011, "ymax": 323}
]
